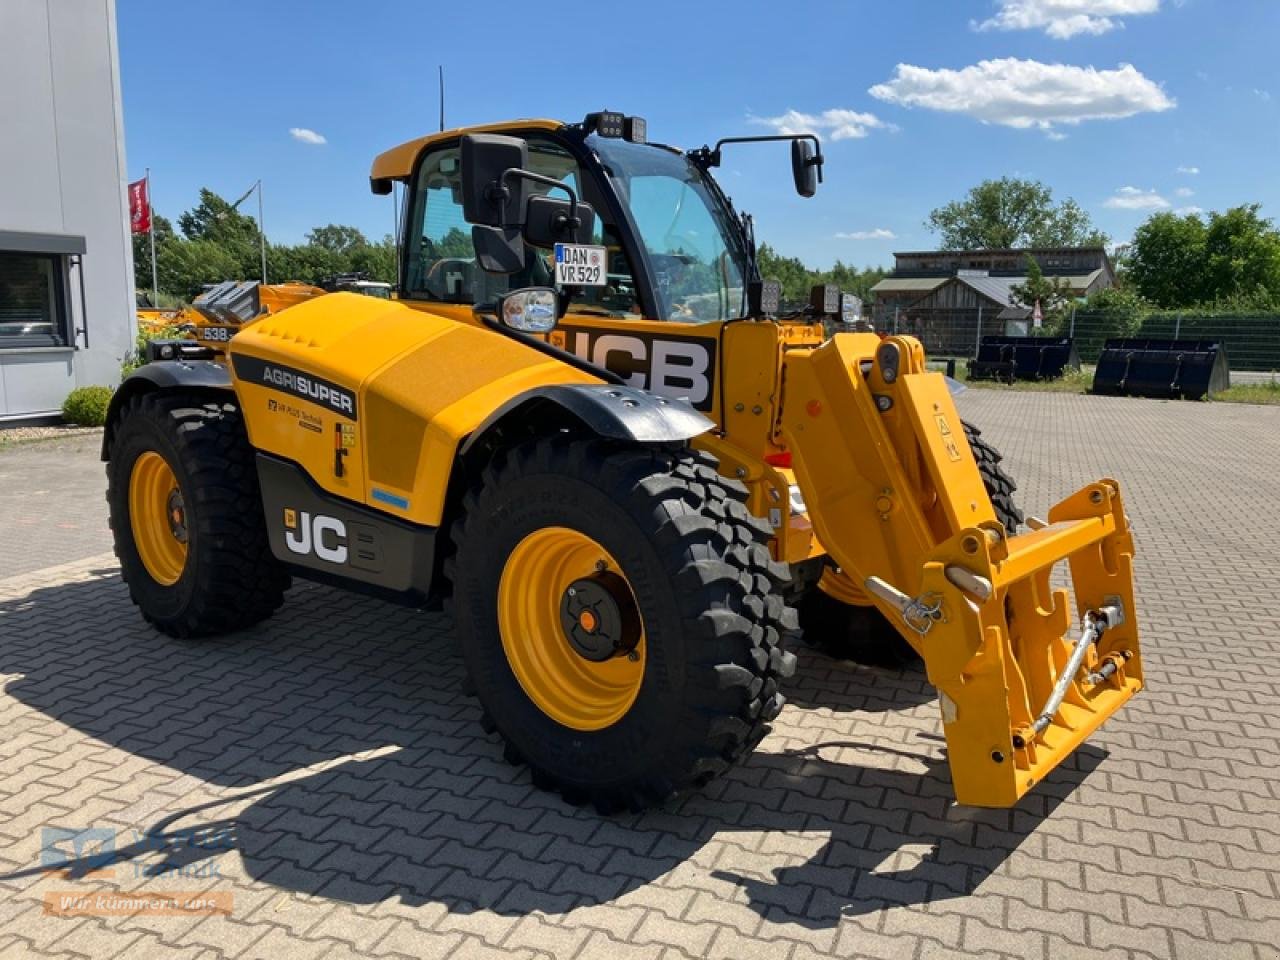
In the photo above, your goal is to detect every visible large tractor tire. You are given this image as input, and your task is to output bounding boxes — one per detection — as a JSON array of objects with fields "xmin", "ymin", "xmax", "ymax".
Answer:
[
  {"xmin": 106, "ymin": 392, "xmax": 289, "ymax": 637},
  {"xmin": 448, "ymin": 437, "xmax": 798, "ymax": 813},
  {"xmin": 798, "ymin": 420, "xmax": 1023, "ymax": 667}
]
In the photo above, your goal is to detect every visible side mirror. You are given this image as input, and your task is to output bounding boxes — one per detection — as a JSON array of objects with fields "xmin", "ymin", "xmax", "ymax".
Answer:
[
  {"xmin": 472, "ymin": 226, "xmax": 526, "ymax": 274},
  {"xmin": 461, "ymin": 134, "xmax": 528, "ymax": 227},
  {"xmin": 498, "ymin": 287, "xmax": 559, "ymax": 333},
  {"xmin": 524, "ymin": 197, "xmax": 597, "ymax": 248},
  {"xmin": 791, "ymin": 139, "xmax": 821, "ymax": 198}
]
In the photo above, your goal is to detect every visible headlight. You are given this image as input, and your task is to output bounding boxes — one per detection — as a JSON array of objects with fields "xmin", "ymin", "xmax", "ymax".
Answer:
[{"xmin": 789, "ymin": 484, "xmax": 807, "ymax": 516}]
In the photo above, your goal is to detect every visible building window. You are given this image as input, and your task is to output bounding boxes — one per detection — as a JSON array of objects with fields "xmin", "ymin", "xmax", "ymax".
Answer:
[{"xmin": 0, "ymin": 251, "xmax": 70, "ymax": 348}]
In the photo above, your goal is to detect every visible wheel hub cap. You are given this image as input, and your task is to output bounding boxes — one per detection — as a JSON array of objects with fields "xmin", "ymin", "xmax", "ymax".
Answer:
[
  {"xmin": 166, "ymin": 488, "xmax": 188, "ymax": 543},
  {"xmin": 560, "ymin": 572, "xmax": 641, "ymax": 662}
]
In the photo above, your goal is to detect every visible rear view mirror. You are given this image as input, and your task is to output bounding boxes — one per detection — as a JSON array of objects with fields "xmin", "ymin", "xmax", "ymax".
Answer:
[
  {"xmin": 524, "ymin": 197, "xmax": 596, "ymax": 248},
  {"xmin": 499, "ymin": 287, "xmax": 559, "ymax": 333},
  {"xmin": 792, "ymin": 139, "xmax": 820, "ymax": 198},
  {"xmin": 461, "ymin": 134, "xmax": 528, "ymax": 227},
  {"xmin": 472, "ymin": 226, "xmax": 525, "ymax": 274}
]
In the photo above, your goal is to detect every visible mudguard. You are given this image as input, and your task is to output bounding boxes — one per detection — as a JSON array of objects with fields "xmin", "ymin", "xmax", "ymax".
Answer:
[
  {"xmin": 460, "ymin": 383, "xmax": 713, "ymax": 456},
  {"xmin": 101, "ymin": 360, "xmax": 232, "ymax": 459}
]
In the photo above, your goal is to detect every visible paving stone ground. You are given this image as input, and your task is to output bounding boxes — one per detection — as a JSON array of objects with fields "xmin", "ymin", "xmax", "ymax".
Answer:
[{"xmin": 1, "ymin": 392, "xmax": 1278, "ymax": 960}]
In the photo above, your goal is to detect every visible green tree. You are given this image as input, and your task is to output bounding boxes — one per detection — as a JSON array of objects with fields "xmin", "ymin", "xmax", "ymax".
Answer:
[
  {"xmin": 1125, "ymin": 211, "xmax": 1209, "ymax": 308},
  {"xmin": 348, "ymin": 236, "xmax": 397, "ymax": 284},
  {"xmin": 132, "ymin": 213, "xmax": 175, "ymax": 299},
  {"xmin": 1010, "ymin": 254, "xmax": 1070, "ymax": 326},
  {"xmin": 1203, "ymin": 204, "xmax": 1280, "ymax": 305},
  {"xmin": 435, "ymin": 227, "xmax": 474, "ymax": 260},
  {"xmin": 156, "ymin": 239, "xmax": 244, "ymax": 298},
  {"xmin": 1127, "ymin": 205, "xmax": 1280, "ymax": 308},
  {"xmin": 824, "ymin": 261, "xmax": 888, "ymax": 303},
  {"xmin": 927, "ymin": 178, "xmax": 1108, "ymax": 250},
  {"xmin": 756, "ymin": 242, "xmax": 817, "ymax": 302},
  {"xmin": 305, "ymin": 224, "xmax": 368, "ymax": 255},
  {"xmin": 178, "ymin": 188, "xmax": 260, "ymax": 245}
]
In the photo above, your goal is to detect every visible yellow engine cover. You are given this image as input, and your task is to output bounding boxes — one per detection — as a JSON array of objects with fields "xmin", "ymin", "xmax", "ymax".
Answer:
[{"xmin": 227, "ymin": 292, "xmax": 598, "ymax": 526}]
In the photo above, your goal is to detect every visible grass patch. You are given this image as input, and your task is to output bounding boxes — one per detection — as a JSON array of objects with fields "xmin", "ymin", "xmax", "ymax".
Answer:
[
  {"xmin": 1212, "ymin": 378, "xmax": 1280, "ymax": 405},
  {"xmin": 933, "ymin": 358, "xmax": 1280, "ymax": 405},
  {"xmin": 932, "ymin": 360, "xmax": 1093, "ymax": 394}
]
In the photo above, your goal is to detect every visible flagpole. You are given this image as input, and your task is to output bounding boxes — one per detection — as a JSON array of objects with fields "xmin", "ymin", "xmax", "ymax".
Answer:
[
  {"xmin": 146, "ymin": 168, "xmax": 158, "ymax": 305},
  {"xmin": 257, "ymin": 179, "xmax": 267, "ymax": 284}
]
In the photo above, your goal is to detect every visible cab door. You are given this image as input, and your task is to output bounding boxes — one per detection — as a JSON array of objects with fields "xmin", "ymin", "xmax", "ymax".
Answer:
[{"xmin": 395, "ymin": 132, "xmax": 725, "ymax": 418}]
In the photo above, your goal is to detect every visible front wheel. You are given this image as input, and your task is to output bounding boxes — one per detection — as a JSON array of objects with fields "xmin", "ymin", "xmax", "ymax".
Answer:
[
  {"xmin": 106, "ymin": 392, "xmax": 289, "ymax": 637},
  {"xmin": 448, "ymin": 438, "xmax": 797, "ymax": 813}
]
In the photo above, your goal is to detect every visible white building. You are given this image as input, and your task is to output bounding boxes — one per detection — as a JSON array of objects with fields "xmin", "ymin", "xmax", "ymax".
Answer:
[{"xmin": 0, "ymin": 0, "xmax": 134, "ymax": 423}]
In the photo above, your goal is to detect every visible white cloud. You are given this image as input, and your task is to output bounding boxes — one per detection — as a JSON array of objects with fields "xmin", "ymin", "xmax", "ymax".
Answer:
[
  {"xmin": 1255, "ymin": 88, "xmax": 1273, "ymax": 102},
  {"xmin": 1174, "ymin": 186, "xmax": 1194, "ymax": 198},
  {"xmin": 750, "ymin": 108, "xmax": 891, "ymax": 141},
  {"xmin": 1177, "ymin": 165, "xmax": 1200, "ymax": 174},
  {"xmin": 289, "ymin": 127, "xmax": 327, "ymax": 145},
  {"xmin": 1176, "ymin": 205, "xmax": 1204, "ymax": 216},
  {"xmin": 835, "ymin": 229, "xmax": 898, "ymax": 240},
  {"xmin": 1046, "ymin": 130, "xmax": 1070, "ymax": 141},
  {"xmin": 869, "ymin": 59, "xmax": 1174, "ymax": 131},
  {"xmin": 974, "ymin": 0, "xmax": 1161, "ymax": 39},
  {"xmin": 1105, "ymin": 186, "xmax": 1171, "ymax": 210}
]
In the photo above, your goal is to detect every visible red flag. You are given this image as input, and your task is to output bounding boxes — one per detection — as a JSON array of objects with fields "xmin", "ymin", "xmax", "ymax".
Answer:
[{"xmin": 128, "ymin": 177, "xmax": 151, "ymax": 235}]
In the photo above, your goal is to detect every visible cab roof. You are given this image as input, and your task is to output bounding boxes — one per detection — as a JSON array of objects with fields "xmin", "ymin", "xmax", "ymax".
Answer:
[{"xmin": 369, "ymin": 119, "xmax": 565, "ymax": 184}]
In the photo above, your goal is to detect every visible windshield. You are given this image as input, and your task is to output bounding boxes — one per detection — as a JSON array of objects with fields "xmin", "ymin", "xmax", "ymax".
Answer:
[{"xmin": 589, "ymin": 136, "xmax": 748, "ymax": 322}]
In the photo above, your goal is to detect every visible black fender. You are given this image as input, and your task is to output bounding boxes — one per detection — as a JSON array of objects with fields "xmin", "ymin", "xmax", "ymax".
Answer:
[
  {"xmin": 101, "ymin": 360, "xmax": 233, "ymax": 460},
  {"xmin": 459, "ymin": 384, "xmax": 714, "ymax": 457}
]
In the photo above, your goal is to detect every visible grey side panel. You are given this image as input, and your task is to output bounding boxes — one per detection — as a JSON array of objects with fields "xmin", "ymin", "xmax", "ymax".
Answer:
[
  {"xmin": 460, "ymin": 383, "xmax": 713, "ymax": 455},
  {"xmin": 101, "ymin": 360, "xmax": 233, "ymax": 459},
  {"xmin": 256, "ymin": 454, "xmax": 437, "ymax": 598}
]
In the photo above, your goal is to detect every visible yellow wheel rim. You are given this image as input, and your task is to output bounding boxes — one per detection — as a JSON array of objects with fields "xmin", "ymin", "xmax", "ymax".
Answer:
[
  {"xmin": 497, "ymin": 527, "xmax": 646, "ymax": 731},
  {"xmin": 128, "ymin": 451, "xmax": 188, "ymax": 586}
]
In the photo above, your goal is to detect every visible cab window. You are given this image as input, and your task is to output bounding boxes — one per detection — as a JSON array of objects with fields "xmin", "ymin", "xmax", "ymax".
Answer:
[{"xmin": 404, "ymin": 138, "xmax": 640, "ymax": 316}]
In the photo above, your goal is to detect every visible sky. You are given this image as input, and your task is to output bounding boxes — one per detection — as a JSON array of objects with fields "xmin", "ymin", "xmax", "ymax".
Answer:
[{"xmin": 117, "ymin": 0, "xmax": 1280, "ymax": 270}]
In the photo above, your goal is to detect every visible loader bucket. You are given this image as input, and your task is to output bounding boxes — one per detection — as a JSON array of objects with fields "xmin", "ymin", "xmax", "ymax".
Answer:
[{"xmin": 781, "ymin": 334, "xmax": 1144, "ymax": 807}]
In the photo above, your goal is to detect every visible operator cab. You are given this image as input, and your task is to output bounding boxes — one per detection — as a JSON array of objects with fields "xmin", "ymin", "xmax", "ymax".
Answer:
[{"xmin": 370, "ymin": 112, "xmax": 824, "ymax": 326}]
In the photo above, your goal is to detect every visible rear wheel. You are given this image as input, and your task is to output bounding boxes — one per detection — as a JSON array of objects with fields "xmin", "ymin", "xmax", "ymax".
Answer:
[
  {"xmin": 107, "ymin": 392, "xmax": 289, "ymax": 637},
  {"xmin": 448, "ymin": 437, "xmax": 798, "ymax": 812},
  {"xmin": 799, "ymin": 420, "xmax": 1022, "ymax": 666}
]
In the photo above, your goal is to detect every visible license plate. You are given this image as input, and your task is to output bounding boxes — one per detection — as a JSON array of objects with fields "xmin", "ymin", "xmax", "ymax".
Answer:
[{"xmin": 554, "ymin": 243, "xmax": 608, "ymax": 287}]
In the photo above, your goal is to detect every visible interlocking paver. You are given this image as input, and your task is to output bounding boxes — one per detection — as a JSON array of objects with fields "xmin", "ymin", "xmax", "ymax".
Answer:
[{"xmin": 2, "ymin": 392, "xmax": 1280, "ymax": 959}]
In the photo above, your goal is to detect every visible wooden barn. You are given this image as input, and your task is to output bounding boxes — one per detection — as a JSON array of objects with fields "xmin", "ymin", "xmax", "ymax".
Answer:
[{"xmin": 870, "ymin": 247, "xmax": 1115, "ymax": 328}]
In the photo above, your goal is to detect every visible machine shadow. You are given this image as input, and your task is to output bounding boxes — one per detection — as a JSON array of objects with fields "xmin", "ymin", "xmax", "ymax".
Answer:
[{"xmin": 0, "ymin": 567, "xmax": 1103, "ymax": 928}]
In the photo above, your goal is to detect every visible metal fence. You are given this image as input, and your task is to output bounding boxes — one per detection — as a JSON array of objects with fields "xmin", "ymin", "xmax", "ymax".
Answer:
[{"xmin": 878, "ymin": 307, "xmax": 1280, "ymax": 372}]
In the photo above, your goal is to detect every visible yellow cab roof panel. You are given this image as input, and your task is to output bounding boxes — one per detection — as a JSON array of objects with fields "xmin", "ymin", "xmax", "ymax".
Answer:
[{"xmin": 370, "ymin": 119, "xmax": 566, "ymax": 181}]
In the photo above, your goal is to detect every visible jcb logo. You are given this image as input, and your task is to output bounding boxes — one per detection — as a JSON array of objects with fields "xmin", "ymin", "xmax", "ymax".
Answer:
[
  {"xmin": 283, "ymin": 508, "xmax": 348, "ymax": 564},
  {"xmin": 557, "ymin": 328, "xmax": 716, "ymax": 411}
]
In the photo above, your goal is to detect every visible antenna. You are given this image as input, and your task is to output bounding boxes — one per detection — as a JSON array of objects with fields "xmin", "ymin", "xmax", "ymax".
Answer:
[{"xmin": 438, "ymin": 65, "xmax": 445, "ymax": 132}]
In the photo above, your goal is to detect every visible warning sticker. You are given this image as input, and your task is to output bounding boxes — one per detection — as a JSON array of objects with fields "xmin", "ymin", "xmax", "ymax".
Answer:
[{"xmin": 935, "ymin": 414, "xmax": 963, "ymax": 462}]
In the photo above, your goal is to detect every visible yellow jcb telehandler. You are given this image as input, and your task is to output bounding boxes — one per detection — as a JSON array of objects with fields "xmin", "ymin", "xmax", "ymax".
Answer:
[{"xmin": 104, "ymin": 111, "xmax": 1142, "ymax": 811}]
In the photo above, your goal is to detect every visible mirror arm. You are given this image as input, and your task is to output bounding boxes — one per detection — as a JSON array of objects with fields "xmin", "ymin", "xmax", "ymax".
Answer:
[
  {"xmin": 499, "ymin": 168, "xmax": 581, "ymax": 230},
  {"xmin": 690, "ymin": 134, "xmax": 825, "ymax": 183}
]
